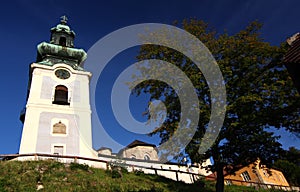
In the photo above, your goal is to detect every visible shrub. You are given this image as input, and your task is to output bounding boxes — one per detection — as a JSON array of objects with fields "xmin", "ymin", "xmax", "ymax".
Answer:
[
  {"xmin": 134, "ymin": 169, "xmax": 145, "ymax": 176},
  {"xmin": 69, "ymin": 163, "xmax": 89, "ymax": 171}
]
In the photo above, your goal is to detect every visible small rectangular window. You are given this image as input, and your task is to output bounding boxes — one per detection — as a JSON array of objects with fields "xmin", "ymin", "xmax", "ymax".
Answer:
[
  {"xmin": 225, "ymin": 180, "xmax": 232, "ymax": 185},
  {"xmin": 53, "ymin": 146, "xmax": 64, "ymax": 155},
  {"xmin": 241, "ymin": 171, "xmax": 251, "ymax": 181}
]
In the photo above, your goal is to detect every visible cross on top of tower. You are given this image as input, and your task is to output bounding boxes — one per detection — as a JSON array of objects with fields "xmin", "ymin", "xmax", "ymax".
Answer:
[{"xmin": 60, "ymin": 15, "xmax": 68, "ymax": 25}]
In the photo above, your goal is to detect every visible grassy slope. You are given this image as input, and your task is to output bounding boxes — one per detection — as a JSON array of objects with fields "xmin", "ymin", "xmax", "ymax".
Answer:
[{"xmin": 0, "ymin": 160, "xmax": 284, "ymax": 192}]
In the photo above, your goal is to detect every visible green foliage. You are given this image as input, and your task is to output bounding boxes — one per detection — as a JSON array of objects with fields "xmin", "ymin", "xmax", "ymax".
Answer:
[
  {"xmin": 111, "ymin": 169, "xmax": 122, "ymax": 178},
  {"xmin": 273, "ymin": 147, "xmax": 300, "ymax": 186},
  {"xmin": 133, "ymin": 18, "xmax": 300, "ymax": 191},
  {"xmin": 129, "ymin": 186, "xmax": 164, "ymax": 192},
  {"xmin": 108, "ymin": 159, "xmax": 129, "ymax": 178},
  {"xmin": 194, "ymin": 178, "xmax": 206, "ymax": 188},
  {"xmin": 224, "ymin": 185, "xmax": 285, "ymax": 192},
  {"xmin": 0, "ymin": 178, "xmax": 6, "ymax": 192},
  {"xmin": 134, "ymin": 169, "xmax": 145, "ymax": 176},
  {"xmin": 70, "ymin": 162, "xmax": 89, "ymax": 171},
  {"xmin": 282, "ymin": 147, "xmax": 300, "ymax": 166},
  {"xmin": 0, "ymin": 160, "xmax": 287, "ymax": 192}
]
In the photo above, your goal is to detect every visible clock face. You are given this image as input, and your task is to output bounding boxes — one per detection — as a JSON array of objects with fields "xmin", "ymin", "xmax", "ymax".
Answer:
[{"xmin": 55, "ymin": 69, "xmax": 70, "ymax": 79}]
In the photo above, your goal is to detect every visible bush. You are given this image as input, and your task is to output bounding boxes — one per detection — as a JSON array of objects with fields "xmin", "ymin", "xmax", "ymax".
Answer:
[
  {"xmin": 69, "ymin": 163, "xmax": 89, "ymax": 171},
  {"xmin": 134, "ymin": 169, "xmax": 145, "ymax": 176},
  {"xmin": 193, "ymin": 178, "xmax": 205, "ymax": 188},
  {"xmin": 111, "ymin": 169, "xmax": 122, "ymax": 178}
]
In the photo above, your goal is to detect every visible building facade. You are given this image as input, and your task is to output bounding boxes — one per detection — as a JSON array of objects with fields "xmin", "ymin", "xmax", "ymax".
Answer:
[
  {"xmin": 224, "ymin": 159, "xmax": 289, "ymax": 187},
  {"xmin": 19, "ymin": 16, "xmax": 97, "ymax": 158},
  {"xmin": 117, "ymin": 140, "xmax": 159, "ymax": 161}
]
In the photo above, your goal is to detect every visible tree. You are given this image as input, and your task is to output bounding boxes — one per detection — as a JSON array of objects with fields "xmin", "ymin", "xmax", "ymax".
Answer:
[
  {"xmin": 273, "ymin": 147, "xmax": 300, "ymax": 186},
  {"xmin": 274, "ymin": 160, "xmax": 300, "ymax": 186},
  {"xmin": 283, "ymin": 147, "xmax": 300, "ymax": 166},
  {"xmin": 132, "ymin": 19, "xmax": 300, "ymax": 192}
]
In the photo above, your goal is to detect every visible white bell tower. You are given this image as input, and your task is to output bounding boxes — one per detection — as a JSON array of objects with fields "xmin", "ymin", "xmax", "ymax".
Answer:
[{"xmin": 19, "ymin": 16, "xmax": 97, "ymax": 158}]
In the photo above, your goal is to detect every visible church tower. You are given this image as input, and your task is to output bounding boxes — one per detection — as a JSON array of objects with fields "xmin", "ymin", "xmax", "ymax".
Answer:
[{"xmin": 19, "ymin": 16, "xmax": 97, "ymax": 158}]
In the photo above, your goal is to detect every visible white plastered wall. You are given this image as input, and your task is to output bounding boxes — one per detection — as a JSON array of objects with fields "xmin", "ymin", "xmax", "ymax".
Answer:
[{"xmin": 19, "ymin": 63, "xmax": 97, "ymax": 158}]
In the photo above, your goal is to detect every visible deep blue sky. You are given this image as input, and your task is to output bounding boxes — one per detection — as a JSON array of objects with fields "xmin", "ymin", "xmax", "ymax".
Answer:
[{"xmin": 0, "ymin": 0, "xmax": 299, "ymax": 154}]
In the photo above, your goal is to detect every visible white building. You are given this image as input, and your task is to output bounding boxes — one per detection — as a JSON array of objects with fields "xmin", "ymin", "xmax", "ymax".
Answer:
[
  {"xmin": 117, "ymin": 140, "xmax": 159, "ymax": 161},
  {"xmin": 19, "ymin": 16, "xmax": 97, "ymax": 159}
]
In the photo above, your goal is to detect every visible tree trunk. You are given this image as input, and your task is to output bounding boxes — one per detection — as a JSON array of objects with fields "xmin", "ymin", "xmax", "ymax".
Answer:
[{"xmin": 215, "ymin": 163, "xmax": 225, "ymax": 192}]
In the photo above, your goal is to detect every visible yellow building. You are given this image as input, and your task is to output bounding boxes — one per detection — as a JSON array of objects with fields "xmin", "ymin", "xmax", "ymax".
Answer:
[{"xmin": 224, "ymin": 159, "xmax": 289, "ymax": 188}]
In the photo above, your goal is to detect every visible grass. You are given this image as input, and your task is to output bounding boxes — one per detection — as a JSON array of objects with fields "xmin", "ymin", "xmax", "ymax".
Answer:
[{"xmin": 0, "ymin": 160, "xmax": 287, "ymax": 192}]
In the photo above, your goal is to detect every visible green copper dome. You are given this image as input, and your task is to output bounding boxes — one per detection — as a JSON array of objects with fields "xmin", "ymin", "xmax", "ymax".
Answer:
[{"xmin": 36, "ymin": 16, "xmax": 87, "ymax": 70}]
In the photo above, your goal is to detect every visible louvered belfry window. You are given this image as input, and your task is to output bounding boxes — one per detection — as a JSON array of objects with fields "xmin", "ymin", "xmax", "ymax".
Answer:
[{"xmin": 53, "ymin": 85, "xmax": 69, "ymax": 105}]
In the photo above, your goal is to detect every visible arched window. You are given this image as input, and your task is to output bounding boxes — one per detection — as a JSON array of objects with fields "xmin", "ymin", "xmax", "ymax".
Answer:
[
  {"xmin": 53, "ymin": 85, "xmax": 69, "ymax": 105},
  {"xmin": 53, "ymin": 121, "xmax": 66, "ymax": 134},
  {"xmin": 144, "ymin": 154, "xmax": 150, "ymax": 161},
  {"xmin": 59, "ymin": 37, "xmax": 66, "ymax": 46},
  {"xmin": 131, "ymin": 154, "xmax": 136, "ymax": 159}
]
